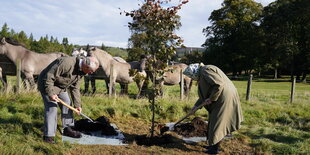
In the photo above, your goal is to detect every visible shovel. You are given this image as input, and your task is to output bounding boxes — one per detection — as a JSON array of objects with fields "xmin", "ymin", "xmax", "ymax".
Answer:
[
  {"xmin": 55, "ymin": 98, "xmax": 94, "ymax": 123},
  {"xmin": 160, "ymin": 100, "xmax": 210, "ymax": 134},
  {"xmin": 174, "ymin": 101, "xmax": 210, "ymax": 127}
]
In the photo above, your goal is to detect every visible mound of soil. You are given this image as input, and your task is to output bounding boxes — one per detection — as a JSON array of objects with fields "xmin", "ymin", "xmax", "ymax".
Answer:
[
  {"xmin": 174, "ymin": 117, "xmax": 208, "ymax": 137},
  {"xmin": 74, "ymin": 115, "xmax": 118, "ymax": 136}
]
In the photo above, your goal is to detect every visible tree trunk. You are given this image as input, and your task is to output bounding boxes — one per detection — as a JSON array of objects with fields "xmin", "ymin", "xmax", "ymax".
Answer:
[
  {"xmin": 274, "ymin": 68, "xmax": 277, "ymax": 79},
  {"xmin": 301, "ymin": 72, "xmax": 307, "ymax": 83}
]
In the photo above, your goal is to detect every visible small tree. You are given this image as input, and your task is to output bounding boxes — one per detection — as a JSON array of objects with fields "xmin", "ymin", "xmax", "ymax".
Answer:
[{"xmin": 124, "ymin": 0, "xmax": 188, "ymax": 137}]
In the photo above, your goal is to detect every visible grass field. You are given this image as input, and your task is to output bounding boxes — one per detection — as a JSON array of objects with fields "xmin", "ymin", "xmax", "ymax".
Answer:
[{"xmin": 0, "ymin": 76, "xmax": 309, "ymax": 154}]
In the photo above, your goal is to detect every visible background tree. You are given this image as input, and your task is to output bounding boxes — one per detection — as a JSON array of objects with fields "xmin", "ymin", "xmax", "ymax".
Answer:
[
  {"xmin": 124, "ymin": 0, "xmax": 188, "ymax": 137},
  {"xmin": 180, "ymin": 51, "xmax": 204, "ymax": 65},
  {"xmin": 0, "ymin": 23, "xmax": 10, "ymax": 38},
  {"xmin": 261, "ymin": 0, "xmax": 310, "ymax": 80},
  {"xmin": 100, "ymin": 43, "xmax": 107, "ymax": 51},
  {"xmin": 203, "ymin": 0, "xmax": 263, "ymax": 75},
  {"xmin": 0, "ymin": 23, "xmax": 74, "ymax": 55}
]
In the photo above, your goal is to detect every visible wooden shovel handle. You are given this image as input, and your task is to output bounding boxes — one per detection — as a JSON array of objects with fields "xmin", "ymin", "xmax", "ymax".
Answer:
[
  {"xmin": 174, "ymin": 100, "xmax": 209, "ymax": 126},
  {"xmin": 56, "ymin": 98, "xmax": 79, "ymax": 114}
]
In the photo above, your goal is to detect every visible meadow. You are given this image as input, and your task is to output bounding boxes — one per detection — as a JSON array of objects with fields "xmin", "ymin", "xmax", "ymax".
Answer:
[{"xmin": 0, "ymin": 76, "xmax": 309, "ymax": 155}]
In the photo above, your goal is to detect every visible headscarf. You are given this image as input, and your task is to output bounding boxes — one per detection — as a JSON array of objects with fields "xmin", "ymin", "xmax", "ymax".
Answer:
[{"xmin": 183, "ymin": 63, "xmax": 203, "ymax": 80}]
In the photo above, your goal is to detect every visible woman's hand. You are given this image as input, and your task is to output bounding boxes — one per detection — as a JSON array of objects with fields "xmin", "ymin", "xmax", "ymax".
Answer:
[{"xmin": 204, "ymin": 98, "xmax": 212, "ymax": 105}]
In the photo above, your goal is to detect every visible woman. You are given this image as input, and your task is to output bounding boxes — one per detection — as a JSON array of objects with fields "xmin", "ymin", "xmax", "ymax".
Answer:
[{"xmin": 183, "ymin": 63, "xmax": 243, "ymax": 154}]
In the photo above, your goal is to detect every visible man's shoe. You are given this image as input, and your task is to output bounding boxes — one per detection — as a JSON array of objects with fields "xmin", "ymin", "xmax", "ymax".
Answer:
[
  {"xmin": 63, "ymin": 127, "xmax": 82, "ymax": 138},
  {"xmin": 43, "ymin": 136, "xmax": 55, "ymax": 144}
]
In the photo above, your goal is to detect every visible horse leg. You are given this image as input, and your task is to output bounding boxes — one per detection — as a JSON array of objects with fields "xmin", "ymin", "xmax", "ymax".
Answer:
[
  {"xmin": 159, "ymin": 81, "xmax": 164, "ymax": 97},
  {"xmin": 111, "ymin": 80, "xmax": 116, "ymax": 96},
  {"xmin": 90, "ymin": 75, "xmax": 96, "ymax": 94},
  {"xmin": 23, "ymin": 73, "xmax": 36, "ymax": 90},
  {"xmin": 125, "ymin": 84, "xmax": 129, "ymax": 94},
  {"xmin": 0, "ymin": 74, "xmax": 7, "ymax": 90},
  {"xmin": 120, "ymin": 84, "xmax": 125, "ymax": 95},
  {"xmin": 105, "ymin": 79, "xmax": 116, "ymax": 96},
  {"xmin": 186, "ymin": 79, "xmax": 193, "ymax": 97},
  {"xmin": 135, "ymin": 80, "xmax": 145, "ymax": 99},
  {"xmin": 105, "ymin": 79, "xmax": 110, "ymax": 94},
  {"xmin": 84, "ymin": 75, "xmax": 90, "ymax": 94}
]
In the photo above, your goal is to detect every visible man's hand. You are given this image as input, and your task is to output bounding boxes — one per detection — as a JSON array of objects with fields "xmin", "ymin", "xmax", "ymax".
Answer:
[
  {"xmin": 76, "ymin": 107, "xmax": 82, "ymax": 115},
  {"xmin": 49, "ymin": 95, "xmax": 58, "ymax": 102}
]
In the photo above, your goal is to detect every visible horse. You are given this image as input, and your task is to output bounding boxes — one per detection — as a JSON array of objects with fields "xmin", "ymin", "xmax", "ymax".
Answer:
[
  {"xmin": 0, "ymin": 55, "xmax": 15, "ymax": 89},
  {"xmin": 71, "ymin": 48, "xmax": 128, "ymax": 94},
  {"xmin": 141, "ymin": 55, "xmax": 193, "ymax": 97},
  {"xmin": 0, "ymin": 67, "xmax": 5, "ymax": 89},
  {"xmin": 0, "ymin": 37, "xmax": 67, "ymax": 89},
  {"xmin": 88, "ymin": 47, "xmax": 146, "ymax": 97}
]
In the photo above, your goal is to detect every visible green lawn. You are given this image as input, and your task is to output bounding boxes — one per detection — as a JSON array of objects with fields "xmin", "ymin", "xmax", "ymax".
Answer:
[{"xmin": 0, "ymin": 76, "xmax": 309, "ymax": 154}]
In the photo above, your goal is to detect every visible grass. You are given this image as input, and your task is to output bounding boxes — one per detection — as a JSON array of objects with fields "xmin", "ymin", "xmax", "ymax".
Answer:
[{"xmin": 0, "ymin": 76, "xmax": 309, "ymax": 154}]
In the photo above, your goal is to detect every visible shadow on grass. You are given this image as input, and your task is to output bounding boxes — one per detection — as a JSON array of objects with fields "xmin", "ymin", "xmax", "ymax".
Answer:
[
  {"xmin": 244, "ymin": 130, "xmax": 303, "ymax": 145},
  {"xmin": 122, "ymin": 132, "xmax": 202, "ymax": 153},
  {"xmin": 0, "ymin": 117, "xmax": 43, "ymax": 137}
]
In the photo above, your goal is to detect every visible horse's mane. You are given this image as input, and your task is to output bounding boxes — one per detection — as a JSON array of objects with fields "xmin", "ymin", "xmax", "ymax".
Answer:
[
  {"xmin": 90, "ymin": 47, "xmax": 113, "ymax": 58},
  {"xmin": 5, "ymin": 37, "xmax": 26, "ymax": 47}
]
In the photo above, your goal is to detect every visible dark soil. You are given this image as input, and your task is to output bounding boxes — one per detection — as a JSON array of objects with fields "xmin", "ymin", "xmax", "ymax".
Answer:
[
  {"xmin": 135, "ymin": 134, "xmax": 181, "ymax": 146},
  {"xmin": 174, "ymin": 117, "xmax": 208, "ymax": 137},
  {"xmin": 74, "ymin": 115, "xmax": 118, "ymax": 136}
]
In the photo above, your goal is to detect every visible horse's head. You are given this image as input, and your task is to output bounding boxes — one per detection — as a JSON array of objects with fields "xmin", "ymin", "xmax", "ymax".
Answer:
[
  {"xmin": 0, "ymin": 38, "xmax": 8, "ymax": 54},
  {"xmin": 72, "ymin": 48, "xmax": 87, "ymax": 57}
]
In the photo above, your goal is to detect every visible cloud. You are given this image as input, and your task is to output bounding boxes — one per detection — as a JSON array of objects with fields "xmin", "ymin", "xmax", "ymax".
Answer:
[{"xmin": 0, "ymin": 0, "xmax": 275, "ymax": 48}]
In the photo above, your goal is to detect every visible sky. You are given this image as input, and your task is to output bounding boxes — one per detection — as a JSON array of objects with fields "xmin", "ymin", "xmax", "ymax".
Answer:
[{"xmin": 0, "ymin": 0, "xmax": 274, "ymax": 48}]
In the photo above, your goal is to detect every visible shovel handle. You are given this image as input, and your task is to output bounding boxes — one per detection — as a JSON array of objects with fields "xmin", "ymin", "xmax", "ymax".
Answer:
[
  {"xmin": 55, "ymin": 98, "xmax": 79, "ymax": 114},
  {"xmin": 56, "ymin": 97, "xmax": 94, "ymax": 122},
  {"xmin": 174, "ymin": 100, "xmax": 210, "ymax": 127}
]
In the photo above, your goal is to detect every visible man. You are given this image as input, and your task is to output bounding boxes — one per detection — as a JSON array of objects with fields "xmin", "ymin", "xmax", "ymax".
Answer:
[
  {"xmin": 38, "ymin": 56, "xmax": 99, "ymax": 144},
  {"xmin": 183, "ymin": 63, "xmax": 243, "ymax": 154}
]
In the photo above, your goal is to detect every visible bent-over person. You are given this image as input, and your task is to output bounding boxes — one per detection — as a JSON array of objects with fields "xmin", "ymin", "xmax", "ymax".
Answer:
[
  {"xmin": 183, "ymin": 63, "xmax": 243, "ymax": 154},
  {"xmin": 38, "ymin": 56, "xmax": 99, "ymax": 144}
]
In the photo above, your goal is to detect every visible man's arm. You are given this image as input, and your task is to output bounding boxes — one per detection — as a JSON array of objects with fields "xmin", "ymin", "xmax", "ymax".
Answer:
[{"xmin": 69, "ymin": 80, "xmax": 82, "ymax": 108}]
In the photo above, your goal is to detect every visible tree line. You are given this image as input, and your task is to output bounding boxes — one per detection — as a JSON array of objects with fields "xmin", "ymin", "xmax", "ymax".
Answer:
[
  {"xmin": 202, "ymin": 0, "xmax": 309, "ymax": 81},
  {"xmin": 127, "ymin": 0, "xmax": 309, "ymax": 82},
  {"xmin": 0, "ymin": 23, "xmax": 74, "ymax": 55}
]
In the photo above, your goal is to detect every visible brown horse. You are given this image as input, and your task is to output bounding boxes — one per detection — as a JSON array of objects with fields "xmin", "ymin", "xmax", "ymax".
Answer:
[
  {"xmin": 141, "ymin": 56, "xmax": 193, "ymax": 97},
  {"xmin": 0, "ymin": 37, "xmax": 66, "ymax": 88},
  {"xmin": 88, "ymin": 47, "xmax": 146, "ymax": 97}
]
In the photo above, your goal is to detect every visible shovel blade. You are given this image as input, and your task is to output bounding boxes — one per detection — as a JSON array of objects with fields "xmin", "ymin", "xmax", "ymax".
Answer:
[{"xmin": 80, "ymin": 113, "xmax": 94, "ymax": 123}]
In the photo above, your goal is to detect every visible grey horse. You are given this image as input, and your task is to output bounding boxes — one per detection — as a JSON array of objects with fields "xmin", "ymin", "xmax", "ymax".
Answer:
[
  {"xmin": 140, "ymin": 55, "xmax": 193, "ymax": 97},
  {"xmin": 88, "ymin": 47, "xmax": 146, "ymax": 97},
  {"xmin": 0, "ymin": 37, "xmax": 66, "ymax": 89},
  {"xmin": 71, "ymin": 48, "xmax": 128, "ymax": 94}
]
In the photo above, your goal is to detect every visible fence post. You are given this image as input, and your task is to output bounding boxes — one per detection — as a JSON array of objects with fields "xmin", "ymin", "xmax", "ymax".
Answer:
[
  {"xmin": 16, "ymin": 59, "xmax": 22, "ymax": 93},
  {"xmin": 290, "ymin": 77, "xmax": 296, "ymax": 103},
  {"xmin": 246, "ymin": 74, "xmax": 253, "ymax": 101},
  {"xmin": 180, "ymin": 69, "xmax": 184, "ymax": 100},
  {"xmin": 109, "ymin": 64, "xmax": 114, "ymax": 97}
]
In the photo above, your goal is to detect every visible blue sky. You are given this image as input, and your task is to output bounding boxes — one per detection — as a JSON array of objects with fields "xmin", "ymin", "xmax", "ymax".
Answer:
[{"xmin": 0, "ymin": 0, "xmax": 274, "ymax": 48}]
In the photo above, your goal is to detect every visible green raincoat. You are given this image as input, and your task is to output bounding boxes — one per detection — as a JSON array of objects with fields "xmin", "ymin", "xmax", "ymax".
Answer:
[{"xmin": 194, "ymin": 65, "xmax": 243, "ymax": 145}]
